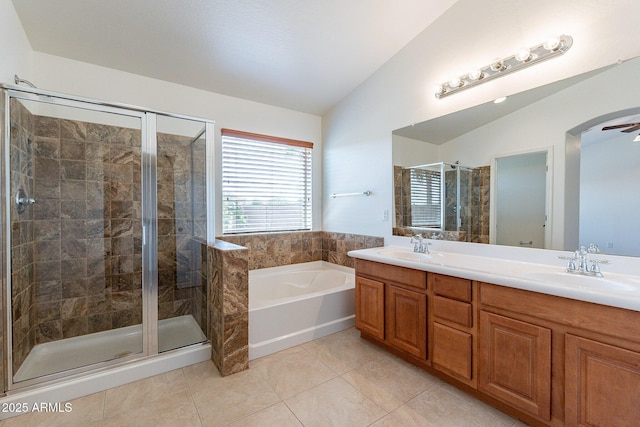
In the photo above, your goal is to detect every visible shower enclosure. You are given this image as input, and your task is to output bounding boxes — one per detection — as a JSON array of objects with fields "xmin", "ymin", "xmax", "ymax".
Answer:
[
  {"xmin": 0, "ymin": 84, "xmax": 214, "ymax": 391},
  {"xmin": 399, "ymin": 162, "xmax": 473, "ymax": 238}
]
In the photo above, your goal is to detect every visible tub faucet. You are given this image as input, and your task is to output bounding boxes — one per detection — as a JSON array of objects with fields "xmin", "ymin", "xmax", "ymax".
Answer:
[{"xmin": 410, "ymin": 234, "xmax": 430, "ymax": 254}]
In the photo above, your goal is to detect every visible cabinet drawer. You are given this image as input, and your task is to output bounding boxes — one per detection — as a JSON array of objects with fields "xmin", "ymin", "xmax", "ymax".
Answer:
[
  {"xmin": 432, "ymin": 274, "xmax": 472, "ymax": 302},
  {"xmin": 356, "ymin": 259, "xmax": 426, "ymax": 290},
  {"xmin": 433, "ymin": 322, "xmax": 472, "ymax": 381},
  {"xmin": 433, "ymin": 295, "xmax": 472, "ymax": 327}
]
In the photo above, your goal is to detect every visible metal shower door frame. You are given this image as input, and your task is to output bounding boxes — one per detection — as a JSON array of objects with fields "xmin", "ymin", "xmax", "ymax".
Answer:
[{"xmin": 0, "ymin": 84, "xmax": 215, "ymax": 392}]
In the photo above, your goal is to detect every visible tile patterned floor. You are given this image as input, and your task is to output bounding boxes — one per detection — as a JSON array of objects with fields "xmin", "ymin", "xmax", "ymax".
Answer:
[{"xmin": 0, "ymin": 328, "xmax": 530, "ymax": 426}]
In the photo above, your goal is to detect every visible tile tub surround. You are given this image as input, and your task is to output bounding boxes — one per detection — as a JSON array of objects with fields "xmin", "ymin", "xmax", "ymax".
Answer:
[
  {"xmin": 209, "ymin": 231, "xmax": 382, "ymax": 375},
  {"xmin": 208, "ymin": 240, "xmax": 249, "ymax": 376},
  {"xmin": 219, "ymin": 230, "xmax": 384, "ymax": 270}
]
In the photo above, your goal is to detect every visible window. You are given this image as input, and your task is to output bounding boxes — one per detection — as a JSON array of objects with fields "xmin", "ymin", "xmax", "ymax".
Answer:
[
  {"xmin": 221, "ymin": 129, "xmax": 312, "ymax": 234},
  {"xmin": 410, "ymin": 168, "xmax": 441, "ymax": 228}
]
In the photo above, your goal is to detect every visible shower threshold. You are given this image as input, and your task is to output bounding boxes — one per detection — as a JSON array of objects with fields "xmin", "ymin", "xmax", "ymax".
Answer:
[{"xmin": 14, "ymin": 315, "xmax": 207, "ymax": 383}]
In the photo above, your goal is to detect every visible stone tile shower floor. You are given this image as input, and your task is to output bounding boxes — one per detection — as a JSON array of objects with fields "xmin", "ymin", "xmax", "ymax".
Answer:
[{"xmin": 0, "ymin": 328, "xmax": 530, "ymax": 426}]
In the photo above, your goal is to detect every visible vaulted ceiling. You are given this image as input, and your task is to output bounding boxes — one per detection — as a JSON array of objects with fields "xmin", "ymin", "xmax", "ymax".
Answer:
[{"xmin": 12, "ymin": 0, "xmax": 456, "ymax": 115}]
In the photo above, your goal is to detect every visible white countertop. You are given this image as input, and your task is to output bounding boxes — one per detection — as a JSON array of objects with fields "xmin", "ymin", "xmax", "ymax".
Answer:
[{"xmin": 348, "ymin": 239, "xmax": 640, "ymax": 312}]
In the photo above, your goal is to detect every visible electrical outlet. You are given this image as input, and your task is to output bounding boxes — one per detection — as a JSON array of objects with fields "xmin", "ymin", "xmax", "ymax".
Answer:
[{"xmin": 383, "ymin": 209, "xmax": 389, "ymax": 221}]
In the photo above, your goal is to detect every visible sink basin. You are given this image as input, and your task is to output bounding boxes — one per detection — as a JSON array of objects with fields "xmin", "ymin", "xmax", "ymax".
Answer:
[{"xmin": 520, "ymin": 271, "xmax": 640, "ymax": 292}]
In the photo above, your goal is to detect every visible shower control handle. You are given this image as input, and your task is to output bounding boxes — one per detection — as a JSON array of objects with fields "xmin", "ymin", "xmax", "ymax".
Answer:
[{"xmin": 15, "ymin": 189, "xmax": 36, "ymax": 214}]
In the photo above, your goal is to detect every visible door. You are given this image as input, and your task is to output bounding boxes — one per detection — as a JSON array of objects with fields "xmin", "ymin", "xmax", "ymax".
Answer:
[
  {"xmin": 494, "ymin": 151, "xmax": 548, "ymax": 248},
  {"xmin": 6, "ymin": 93, "xmax": 146, "ymax": 386},
  {"xmin": 154, "ymin": 115, "xmax": 209, "ymax": 352}
]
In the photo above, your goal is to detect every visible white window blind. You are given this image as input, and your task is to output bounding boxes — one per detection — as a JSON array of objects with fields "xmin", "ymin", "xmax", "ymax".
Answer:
[
  {"xmin": 410, "ymin": 168, "xmax": 442, "ymax": 228},
  {"xmin": 221, "ymin": 129, "xmax": 313, "ymax": 234}
]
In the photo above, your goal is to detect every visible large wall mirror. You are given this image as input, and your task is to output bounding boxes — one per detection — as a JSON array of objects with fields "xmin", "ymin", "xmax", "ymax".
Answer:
[{"xmin": 392, "ymin": 56, "xmax": 640, "ymax": 257}]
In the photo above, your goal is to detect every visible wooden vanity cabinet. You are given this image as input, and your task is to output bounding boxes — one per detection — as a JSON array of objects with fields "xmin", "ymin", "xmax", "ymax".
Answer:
[
  {"xmin": 479, "ymin": 310, "xmax": 551, "ymax": 421},
  {"xmin": 430, "ymin": 274, "xmax": 476, "ymax": 386},
  {"xmin": 354, "ymin": 259, "xmax": 427, "ymax": 361},
  {"xmin": 480, "ymin": 281, "xmax": 640, "ymax": 426},
  {"xmin": 386, "ymin": 284, "xmax": 427, "ymax": 358},
  {"xmin": 354, "ymin": 276, "xmax": 385, "ymax": 340},
  {"xmin": 565, "ymin": 334, "xmax": 640, "ymax": 426},
  {"xmin": 354, "ymin": 259, "xmax": 640, "ymax": 426}
]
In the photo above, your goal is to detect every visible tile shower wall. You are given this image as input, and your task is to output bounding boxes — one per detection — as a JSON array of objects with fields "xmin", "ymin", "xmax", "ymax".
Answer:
[
  {"xmin": 470, "ymin": 165, "xmax": 490, "ymax": 243},
  {"xmin": 157, "ymin": 133, "xmax": 207, "ymax": 328},
  {"xmin": 444, "ymin": 168, "xmax": 472, "ymax": 235},
  {"xmin": 9, "ymin": 98, "xmax": 36, "ymax": 374},
  {"xmin": 218, "ymin": 231, "xmax": 384, "ymax": 270},
  {"xmin": 6, "ymin": 100, "xmax": 208, "ymax": 377},
  {"xmin": 31, "ymin": 114, "xmax": 144, "ymax": 346}
]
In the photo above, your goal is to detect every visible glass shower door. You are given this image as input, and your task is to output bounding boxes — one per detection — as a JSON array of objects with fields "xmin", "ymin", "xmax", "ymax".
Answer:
[
  {"xmin": 155, "ymin": 115, "xmax": 208, "ymax": 353},
  {"xmin": 7, "ymin": 93, "xmax": 145, "ymax": 384}
]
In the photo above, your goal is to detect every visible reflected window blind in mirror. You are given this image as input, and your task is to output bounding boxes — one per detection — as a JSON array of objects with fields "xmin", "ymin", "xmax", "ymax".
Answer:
[{"xmin": 410, "ymin": 168, "xmax": 441, "ymax": 228}]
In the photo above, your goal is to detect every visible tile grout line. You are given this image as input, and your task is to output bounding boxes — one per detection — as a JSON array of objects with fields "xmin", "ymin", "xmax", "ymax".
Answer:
[{"xmin": 181, "ymin": 366, "xmax": 206, "ymax": 427}]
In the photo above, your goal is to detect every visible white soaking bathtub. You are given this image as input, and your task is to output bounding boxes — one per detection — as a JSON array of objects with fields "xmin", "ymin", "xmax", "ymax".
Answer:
[{"xmin": 249, "ymin": 261, "xmax": 355, "ymax": 360}]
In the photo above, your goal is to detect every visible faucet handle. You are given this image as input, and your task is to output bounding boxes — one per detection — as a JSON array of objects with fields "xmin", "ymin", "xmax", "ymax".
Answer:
[
  {"xmin": 589, "ymin": 258, "xmax": 610, "ymax": 276},
  {"xmin": 588, "ymin": 243, "xmax": 600, "ymax": 254},
  {"xmin": 558, "ymin": 254, "xmax": 577, "ymax": 271}
]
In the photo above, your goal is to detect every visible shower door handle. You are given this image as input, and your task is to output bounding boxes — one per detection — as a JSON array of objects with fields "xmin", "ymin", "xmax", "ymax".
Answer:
[{"xmin": 15, "ymin": 189, "xmax": 36, "ymax": 214}]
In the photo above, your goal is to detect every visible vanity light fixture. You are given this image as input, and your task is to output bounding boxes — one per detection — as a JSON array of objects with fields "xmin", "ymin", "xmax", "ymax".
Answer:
[
  {"xmin": 435, "ymin": 34, "xmax": 573, "ymax": 99},
  {"xmin": 493, "ymin": 96, "xmax": 507, "ymax": 104}
]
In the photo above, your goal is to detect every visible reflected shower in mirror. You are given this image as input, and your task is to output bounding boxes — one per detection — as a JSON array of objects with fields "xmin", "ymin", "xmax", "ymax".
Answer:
[
  {"xmin": 394, "ymin": 162, "xmax": 490, "ymax": 243},
  {"xmin": 392, "ymin": 56, "xmax": 640, "ymax": 256}
]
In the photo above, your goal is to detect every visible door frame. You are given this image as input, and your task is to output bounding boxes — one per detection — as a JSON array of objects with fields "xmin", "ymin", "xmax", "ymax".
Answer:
[{"xmin": 490, "ymin": 146, "xmax": 553, "ymax": 248}]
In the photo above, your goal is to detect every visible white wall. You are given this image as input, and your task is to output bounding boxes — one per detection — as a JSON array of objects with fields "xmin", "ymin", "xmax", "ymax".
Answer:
[
  {"xmin": 0, "ymin": 0, "xmax": 33, "ymax": 85},
  {"xmin": 433, "ymin": 58, "xmax": 640, "ymax": 249},
  {"xmin": 392, "ymin": 135, "xmax": 439, "ymax": 168},
  {"xmin": 323, "ymin": 0, "xmax": 640, "ymax": 241},
  {"xmin": 580, "ymin": 133, "xmax": 640, "ymax": 256},
  {"xmin": 31, "ymin": 53, "xmax": 323, "ymax": 234}
]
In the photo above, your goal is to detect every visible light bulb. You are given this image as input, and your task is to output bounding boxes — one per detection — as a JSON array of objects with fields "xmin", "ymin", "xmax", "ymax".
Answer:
[
  {"xmin": 468, "ymin": 68, "xmax": 484, "ymax": 81},
  {"xmin": 434, "ymin": 84, "xmax": 446, "ymax": 97},
  {"xmin": 490, "ymin": 58, "xmax": 506, "ymax": 71},
  {"xmin": 543, "ymin": 35, "xmax": 561, "ymax": 51},
  {"xmin": 515, "ymin": 47, "xmax": 532, "ymax": 62},
  {"xmin": 448, "ymin": 77, "xmax": 463, "ymax": 88}
]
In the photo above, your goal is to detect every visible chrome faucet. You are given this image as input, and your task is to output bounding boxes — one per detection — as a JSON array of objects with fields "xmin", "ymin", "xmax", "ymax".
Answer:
[
  {"xmin": 410, "ymin": 234, "xmax": 430, "ymax": 254},
  {"xmin": 559, "ymin": 243, "xmax": 609, "ymax": 277}
]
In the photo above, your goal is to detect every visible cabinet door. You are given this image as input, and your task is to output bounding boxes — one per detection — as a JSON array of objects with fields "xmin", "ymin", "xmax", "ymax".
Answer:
[
  {"xmin": 479, "ymin": 311, "xmax": 551, "ymax": 421},
  {"xmin": 433, "ymin": 322, "xmax": 472, "ymax": 381},
  {"xmin": 566, "ymin": 334, "xmax": 640, "ymax": 427},
  {"xmin": 386, "ymin": 285, "xmax": 427, "ymax": 359},
  {"xmin": 355, "ymin": 276, "xmax": 385, "ymax": 340}
]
